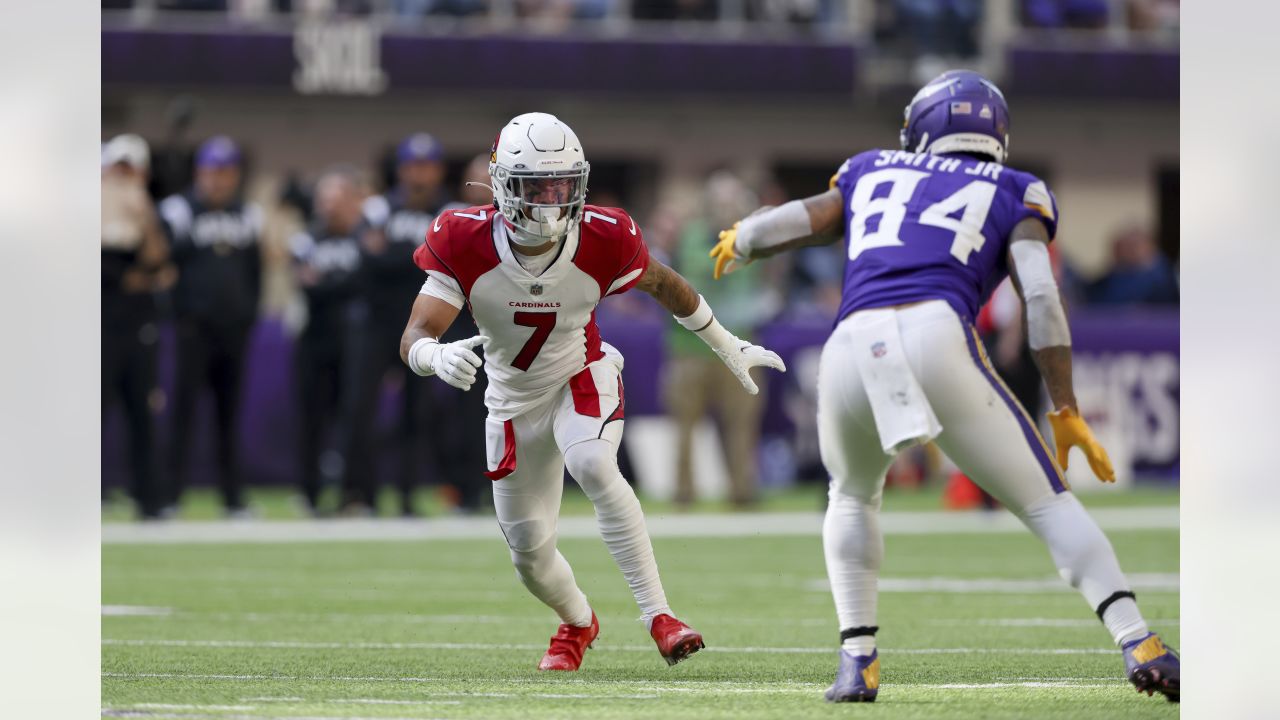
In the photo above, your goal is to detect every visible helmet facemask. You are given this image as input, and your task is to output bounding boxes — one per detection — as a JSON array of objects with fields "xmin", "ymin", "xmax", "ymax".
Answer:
[{"xmin": 492, "ymin": 165, "xmax": 589, "ymax": 247}]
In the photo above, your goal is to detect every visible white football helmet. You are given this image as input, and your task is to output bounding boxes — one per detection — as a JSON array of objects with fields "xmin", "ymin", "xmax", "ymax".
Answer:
[{"xmin": 489, "ymin": 112, "xmax": 589, "ymax": 247}]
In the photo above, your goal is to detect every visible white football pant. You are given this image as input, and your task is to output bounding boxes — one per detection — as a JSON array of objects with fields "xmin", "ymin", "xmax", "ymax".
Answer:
[
  {"xmin": 818, "ymin": 300, "xmax": 1148, "ymax": 650},
  {"xmin": 487, "ymin": 356, "xmax": 672, "ymax": 627}
]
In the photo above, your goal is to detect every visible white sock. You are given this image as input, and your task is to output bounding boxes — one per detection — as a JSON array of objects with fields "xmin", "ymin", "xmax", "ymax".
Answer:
[
  {"xmin": 511, "ymin": 545, "xmax": 593, "ymax": 627},
  {"xmin": 842, "ymin": 636, "xmax": 876, "ymax": 656},
  {"xmin": 823, "ymin": 489, "xmax": 883, "ymax": 649},
  {"xmin": 1019, "ymin": 492, "xmax": 1150, "ymax": 645},
  {"xmin": 1105, "ymin": 598, "xmax": 1150, "ymax": 647},
  {"xmin": 566, "ymin": 441, "xmax": 672, "ymax": 620}
]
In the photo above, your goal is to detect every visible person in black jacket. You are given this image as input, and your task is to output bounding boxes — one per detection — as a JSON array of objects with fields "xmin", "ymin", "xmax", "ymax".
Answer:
[
  {"xmin": 340, "ymin": 133, "xmax": 462, "ymax": 516},
  {"xmin": 291, "ymin": 167, "xmax": 365, "ymax": 515},
  {"xmin": 102, "ymin": 134, "xmax": 172, "ymax": 519},
  {"xmin": 159, "ymin": 136, "xmax": 262, "ymax": 516}
]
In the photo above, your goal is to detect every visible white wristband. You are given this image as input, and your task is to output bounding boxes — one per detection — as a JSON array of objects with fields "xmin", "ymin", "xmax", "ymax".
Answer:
[
  {"xmin": 675, "ymin": 295, "xmax": 737, "ymax": 352},
  {"xmin": 734, "ymin": 200, "xmax": 813, "ymax": 257},
  {"xmin": 407, "ymin": 337, "xmax": 440, "ymax": 377}
]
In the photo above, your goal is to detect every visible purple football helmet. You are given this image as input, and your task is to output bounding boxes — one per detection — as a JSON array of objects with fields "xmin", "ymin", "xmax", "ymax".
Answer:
[{"xmin": 900, "ymin": 70, "xmax": 1011, "ymax": 164}]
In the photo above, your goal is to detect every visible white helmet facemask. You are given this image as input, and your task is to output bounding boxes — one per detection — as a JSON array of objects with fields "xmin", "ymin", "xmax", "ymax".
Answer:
[{"xmin": 489, "ymin": 113, "xmax": 590, "ymax": 247}]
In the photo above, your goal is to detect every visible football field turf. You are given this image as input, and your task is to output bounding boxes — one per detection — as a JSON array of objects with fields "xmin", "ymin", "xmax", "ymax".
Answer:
[{"xmin": 103, "ymin": 505, "xmax": 1179, "ymax": 719}]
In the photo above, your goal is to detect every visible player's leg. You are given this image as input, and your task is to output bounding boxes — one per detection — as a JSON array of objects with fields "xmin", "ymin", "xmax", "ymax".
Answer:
[
  {"xmin": 816, "ymin": 322, "xmax": 896, "ymax": 702},
  {"xmin": 491, "ymin": 411, "xmax": 591, "ymax": 627},
  {"xmin": 557, "ymin": 363, "xmax": 704, "ymax": 665},
  {"xmin": 910, "ymin": 302, "xmax": 1175, "ymax": 698},
  {"xmin": 491, "ymin": 409, "xmax": 600, "ymax": 671},
  {"xmin": 121, "ymin": 320, "xmax": 162, "ymax": 518},
  {"xmin": 338, "ymin": 321, "xmax": 384, "ymax": 512},
  {"xmin": 715, "ymin": 360, "xmax": 764, "ymax": 506}
]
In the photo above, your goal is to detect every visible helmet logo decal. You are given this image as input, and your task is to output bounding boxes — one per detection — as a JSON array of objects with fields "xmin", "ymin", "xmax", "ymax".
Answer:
[
  {"xmin": 979, "ymin": 105, "xmax": 993, "ymax": 119},
  {"xmin": 951, "ymin": 101, "xmax": 972, "ymax": 115}
]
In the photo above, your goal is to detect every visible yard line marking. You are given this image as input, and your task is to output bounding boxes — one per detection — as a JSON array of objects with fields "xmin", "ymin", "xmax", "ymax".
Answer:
[
  {"xmin": 929, "ymin": 617, "xmax": 1180, "ymax": 628},
  {"xmin": 129, "ymin": 705, "xmax": 254, "ymax": 711},
  {"xmin": 102, "ymin": 605, "xmax": 174, "ymax": 617},
  {"xmin": 105, "ymin": 609, "xmax": 834, "ymax": 628},
  {"xmin": 808, "ymin": 573, "xmax": 1179, "ymax": 594},
  {"xmin": 102, "ymin": 506, "xmax": 1177, "ymax": 544},
  {"xmin": 102, "ymin": 707, "xmax": 440, "ymax": 712},
  {"xmin": 103, "ymin": 638, "xmax": 1121, "ymax": 656}
]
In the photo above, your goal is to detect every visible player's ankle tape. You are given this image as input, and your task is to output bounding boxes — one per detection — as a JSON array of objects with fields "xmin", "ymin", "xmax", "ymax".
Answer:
[
  {"xmin": 840, "ymin": 626, "xmax": 879, "ymax": 642},
  {"xmin": 1094, "ymin": 590, "xmax": 1137, "ymax": 621}
]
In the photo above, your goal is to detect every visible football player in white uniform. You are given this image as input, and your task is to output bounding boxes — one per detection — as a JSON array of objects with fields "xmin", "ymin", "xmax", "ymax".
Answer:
[{"xmin": 399, "ymin": 113, "xmax": 786, "ymax": 671}]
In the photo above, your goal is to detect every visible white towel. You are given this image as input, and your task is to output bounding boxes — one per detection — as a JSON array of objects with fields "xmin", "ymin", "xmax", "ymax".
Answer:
[{"xmin": 848, "ymin": 310, "xmax": 943, "ymax": 455}]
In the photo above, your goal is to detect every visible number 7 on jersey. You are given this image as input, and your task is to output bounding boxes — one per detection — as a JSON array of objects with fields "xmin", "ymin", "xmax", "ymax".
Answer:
[{"xmin": 511, "ymin": 311, "xmax": 556, "ymax": 371}]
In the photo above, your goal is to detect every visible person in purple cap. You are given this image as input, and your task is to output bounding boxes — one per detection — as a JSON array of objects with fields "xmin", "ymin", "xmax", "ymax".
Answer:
[
  {"xmin": 158, "ymin": 135, "xmax": 263, "ymax": 518},
  {"xmin": 710, "ymin": 70, "xmax": 1179, "ymax": 703},
  {"xmin": 338, "ymin": 133, "xmax": 476, "ymax": 516}
]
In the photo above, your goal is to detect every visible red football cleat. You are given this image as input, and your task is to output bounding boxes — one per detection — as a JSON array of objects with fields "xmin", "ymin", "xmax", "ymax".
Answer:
[
  {"xmin": 537, "ymin": 612, "xmax": 599, "ymax": 671},
  {"xmin": 649, "ymin": 614, "xmax": 705, "ymax": 666}
]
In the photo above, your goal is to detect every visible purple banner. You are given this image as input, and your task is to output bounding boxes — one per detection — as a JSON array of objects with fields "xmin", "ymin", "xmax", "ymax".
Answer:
[
  {"xmin": 1006, "ymin": 43, "xmax": 1178, "ymax": 102},
  {"xmin": 102, "ymin": 26, "xmax": 858, "ymax": 96}
]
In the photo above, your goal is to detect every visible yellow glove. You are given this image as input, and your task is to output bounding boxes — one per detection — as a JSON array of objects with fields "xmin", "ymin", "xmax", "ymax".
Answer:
[
  {"xmin": 710, "ymin": 222, "xmax": 745, "ymax": 280},
  {"xmin": 1046, "ymin": 407, "xmax": 1115, "ymax": 483}
]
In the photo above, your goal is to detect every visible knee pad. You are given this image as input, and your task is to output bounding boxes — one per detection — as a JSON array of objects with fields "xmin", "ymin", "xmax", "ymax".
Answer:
[
  {"xmin": 497, "ymin": 499, "xmax": 557, "ymax": 555},
  {"xmin": 564, "ymin": 442, "xmax": 621, "ymax": 494}
]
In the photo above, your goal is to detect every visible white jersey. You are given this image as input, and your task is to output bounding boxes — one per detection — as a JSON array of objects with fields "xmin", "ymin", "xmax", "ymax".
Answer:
[{"xmin": 414, "ymin": 205, "xmax": 649, "ymax": 420}]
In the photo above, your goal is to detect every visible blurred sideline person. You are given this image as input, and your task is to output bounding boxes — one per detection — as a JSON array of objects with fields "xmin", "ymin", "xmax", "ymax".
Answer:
[
  {"xmin": 160, "ymin": 136, "xmax": 263, "ymax": 516},
  {"xmin": 711, "ymin": 70, "xmax": 1179, "ymax": 703},
  {"xmin": 102, "ymin": 135, "xmax": 172, "ymax": 520},
  {"xmin": 341, "ymin": 134, "xmax": 463, "ymax": 516},
  {"xmin": 663, "ymin": 171, "xmax": 771, "ymax": 508},
  {"xmin": 291, "ymin": 167, "xmax": 366, "ymax": 515},
  {"xmin": 1080, "ymin": 224, "xmax": 1179, "ymax": 306},
  {"xmin": 400, "ymin": 113, "xmax": 786, "ymax": 671}
]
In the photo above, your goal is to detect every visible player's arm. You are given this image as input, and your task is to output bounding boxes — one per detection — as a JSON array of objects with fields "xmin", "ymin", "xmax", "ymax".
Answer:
[
  {"xmin": 635, "ymin": 260, "xmax": 786, "ymax": 394},
  {"xmin": 1005, "ymin": 217, "xmax": 1114, "ymax": 482},
  {"xmin": 709, "ymin": 188, "xmax": 844, "ymax": 280},
  {"xmin": 400, "ymin": 293, "xmax": 488, "ymax": 391}
]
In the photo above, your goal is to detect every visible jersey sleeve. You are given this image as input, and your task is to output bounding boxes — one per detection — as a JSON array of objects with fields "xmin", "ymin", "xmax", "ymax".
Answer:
[
  {"xmin": 419, "ymin": 272, "xmax": 465, "ymax": 309},
  {"xmin": 829, "ymin": 157, "xmax": 853, "ymax": 190},
  {"xmin": 412, "ymin": 219, "xmax": 458, "ymax": 282},
  {"xmin": 1006, "ymin": 172, "xmax": 1060, "ymax": 241},
  {"xmin": 603, "ymin": 209, "xmax": 651, "ymax": 296}
]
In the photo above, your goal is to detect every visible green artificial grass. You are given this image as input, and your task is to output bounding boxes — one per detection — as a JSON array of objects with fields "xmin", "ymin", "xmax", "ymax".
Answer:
[{"xmin": 103, "ymin": 526, "xmax": 1179, "ymax": 718}]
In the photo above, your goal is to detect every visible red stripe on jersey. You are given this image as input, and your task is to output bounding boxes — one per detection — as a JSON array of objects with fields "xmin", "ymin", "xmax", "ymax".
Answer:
[
  {"xmin": 569, "ymin": 366, "xmax": 601, "ymax": 418},
  {"xmin": 484, "ymin": 419, "xmax": 518, "ymax": 481},
  {"xmin": 412, "ymin": 207, "xmax": 501, "ymax": 299},
  {"xmin": 583, "ymin": 309, "xmax": 604, "ymax": 365},
  {"xmin": 572, "ymin": 205, "xmax": 650, "ymax": 298}
]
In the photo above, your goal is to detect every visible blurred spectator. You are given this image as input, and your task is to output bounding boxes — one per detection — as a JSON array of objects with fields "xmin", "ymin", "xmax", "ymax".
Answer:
[
  {"xmin": 158, "ymin": 0, "xmax": 230, "ymax": 10},
  {"xmin": 291, "ymin": 167, "xmax": 365, "ymax": 515},
  {"xmin": 663, "ymin": 171, "xmax": 775, "ymax": 508},
  {"xmin": 633, "ymin": 0, "xmax": 717, "ymax": 21},
  {"xmin": 159, "ymin": 136, "xmax": 263, "ymax": 516},
  {"xmin": 102, "ymin": 135, "xmax": 172, "ymax": 520},
  {"xmin": 1081, "ymin": 224, "xmax": 1179, "ymax": 306},
  {"xmin": 1023, "ymin": 0, "xmax": 1109, "ymax": 29},
  {"xmin": 894, "ymin": 0, "xmax": 982, "ymax": 82},
  {"xmin": 1128, "ymin": 0, "xmax": 1179, "ymax": 32},
  {"xmin": 340, "ymin": 134, "xmax": 461, "ymax": 516},
  {"xmin": 392, "ymin": 0, "xmax": 487, "ymax": 18},
  {"xmin": 459, "ymin": 153, "xmax": 494, "ymax": 206}
]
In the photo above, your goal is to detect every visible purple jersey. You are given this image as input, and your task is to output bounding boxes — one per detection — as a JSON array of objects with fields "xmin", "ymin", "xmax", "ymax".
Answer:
[{"xmin": 833, "ymin": 149, "xmax": 1058, "ymax": 323}]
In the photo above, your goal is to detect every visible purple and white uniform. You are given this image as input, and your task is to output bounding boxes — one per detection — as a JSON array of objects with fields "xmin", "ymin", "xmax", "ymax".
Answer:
[
  {"xmin": 817, "ymin": 148, "xmax": 1068, "ymax": 528},
  {"xmin": 832, "ymin": 148, "xmax": 1058, "ymax": 324}
]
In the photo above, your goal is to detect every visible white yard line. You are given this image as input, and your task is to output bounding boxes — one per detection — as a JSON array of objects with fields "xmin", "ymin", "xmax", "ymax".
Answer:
[
  {"xmin": 102, "ymin": 605, "xmax": 175, "ymax": 617},
  {"xmin": 103, "ymin": 637, "xmax": 1122, "ymax": 656},
  {"xmin": 808, "ymin": 572, "xmax": 1179, "ymax": 594},
  {"xmin": 102, "ymin": 507, "xmax": 1177, "ymax": 544},
  {"xmin": 103, "ymin": 713, "xmax": 441, "ymax": 720}
]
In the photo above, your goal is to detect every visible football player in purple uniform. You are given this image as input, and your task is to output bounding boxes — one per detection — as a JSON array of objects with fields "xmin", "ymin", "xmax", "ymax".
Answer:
[{"xmin": 710, "ymin": 70, "xmax": 1179, "ymax": 703}]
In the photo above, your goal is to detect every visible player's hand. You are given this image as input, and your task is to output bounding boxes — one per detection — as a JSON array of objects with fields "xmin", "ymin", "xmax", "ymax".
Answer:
[
  {"xmin": 1046, "ymin": 407, "xmax": 1115, "ymax": 483},
  {"xmin": 432, "ymin": 335, "xmax": 489, "ymax": 391},
  {"xmin": 714, "ymin": 338, "xmax": 787, "ymax": 395},
  {"xmin": 710, "ymin": 222, "xmax": 748, "ymax": 280}
]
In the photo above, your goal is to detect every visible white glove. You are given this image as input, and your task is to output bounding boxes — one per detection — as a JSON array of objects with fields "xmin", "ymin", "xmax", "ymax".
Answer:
[
  {"xmin": 407, "ymin": 335, "xmax": 489, "ymax": 391},
  {"xmin": 711, "ymin": 335, "xmax": 787, "ymax": 395},
  {"xmin": 675, "ymin": 295, "xmax": 786, "ymax": 395}
]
